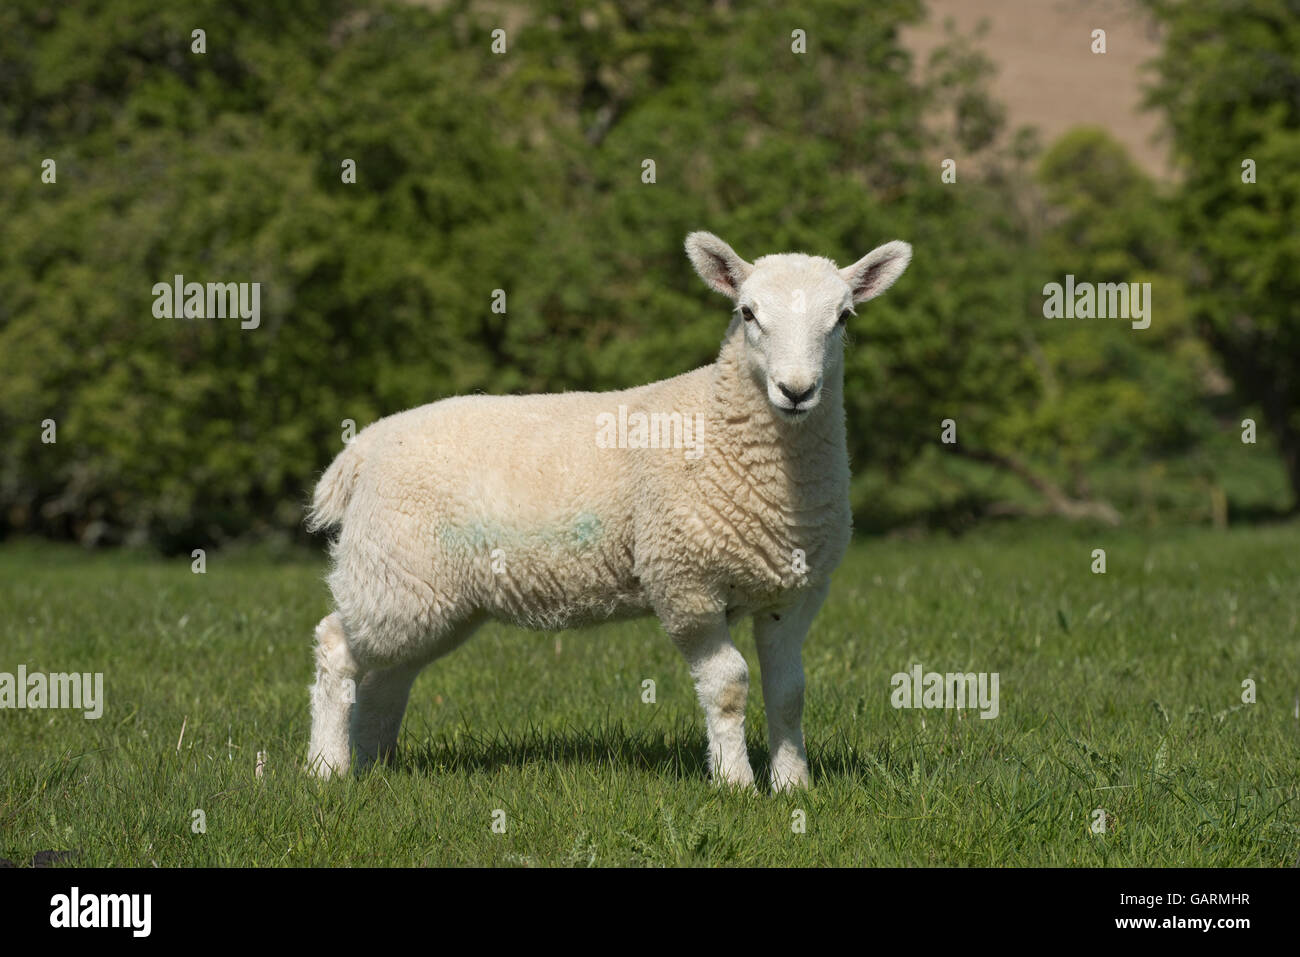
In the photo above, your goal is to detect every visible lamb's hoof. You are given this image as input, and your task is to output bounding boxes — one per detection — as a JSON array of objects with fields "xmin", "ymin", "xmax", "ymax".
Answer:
[
  {"xmin": 770, "ymin": 766, "xmax": 811, "ymax": 793},
  {"xmin": 712, "ymin": 766, "xmax": 758, "ymax": 794},
  {"xmin": 303, "ymin": 754, "xmax": 346, "ymax": 779}
]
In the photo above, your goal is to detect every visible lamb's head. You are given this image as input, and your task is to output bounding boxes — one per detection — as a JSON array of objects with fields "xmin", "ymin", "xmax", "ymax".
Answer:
[{"xmin": 685, "ymin": 231, "xmax": 912, "ymax": 421}]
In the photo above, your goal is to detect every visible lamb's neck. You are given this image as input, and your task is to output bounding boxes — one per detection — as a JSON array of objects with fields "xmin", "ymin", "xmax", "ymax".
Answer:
[{"xmin": 707, "ymin": 323, "xmax": 848, "ymax": 479}]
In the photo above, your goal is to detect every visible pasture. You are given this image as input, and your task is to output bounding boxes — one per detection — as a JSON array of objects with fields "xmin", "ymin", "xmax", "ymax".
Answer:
[{"xmin": 1, "ymin": 522, "xmax": 1296, "ymax": 866}]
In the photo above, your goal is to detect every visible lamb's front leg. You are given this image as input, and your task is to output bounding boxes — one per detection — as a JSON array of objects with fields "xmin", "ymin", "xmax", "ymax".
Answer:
[
  {"xmin": 753, "ymin": 582, "xmax": 829, "ymax": 792},
  {"xmin": 670, "ymin": 618, "xmax": 755, "ymax": 789}
]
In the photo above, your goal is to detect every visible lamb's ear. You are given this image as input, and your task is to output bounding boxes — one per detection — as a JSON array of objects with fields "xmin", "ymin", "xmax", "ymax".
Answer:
[
  {"xmin": 685, "ymin": 231, "xmax": 752, "ymax": 300},
  {"xmin": 840, "ymin": 240, "xmax": 912, "ymax": 303}
]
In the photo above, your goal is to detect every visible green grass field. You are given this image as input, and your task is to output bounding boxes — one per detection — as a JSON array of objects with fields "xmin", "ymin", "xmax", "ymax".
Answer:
[{"xmin": 1, "ymin": 522, "xmax": 1297, "ymax": 867}]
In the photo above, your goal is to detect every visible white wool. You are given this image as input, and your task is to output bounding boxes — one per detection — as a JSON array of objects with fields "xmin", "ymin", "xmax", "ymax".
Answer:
[{"xmin": 306, "ymin": 232, "xmax": 912, "ymax": 790}]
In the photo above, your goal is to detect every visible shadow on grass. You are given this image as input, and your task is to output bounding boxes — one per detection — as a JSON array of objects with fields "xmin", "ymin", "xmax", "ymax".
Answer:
[
  {"xmin": 395, "ymin": 718, "xmax": 895, "ymax": 785},
  {"xmin": 398, "ymin": 718, "xmax": 710, "ymax": 779}
]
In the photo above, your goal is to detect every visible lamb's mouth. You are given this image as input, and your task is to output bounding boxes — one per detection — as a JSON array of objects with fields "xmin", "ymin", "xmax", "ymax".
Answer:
[{"xmin": 774, "ymin": 404, "xmax": 812, "ymax": 421}]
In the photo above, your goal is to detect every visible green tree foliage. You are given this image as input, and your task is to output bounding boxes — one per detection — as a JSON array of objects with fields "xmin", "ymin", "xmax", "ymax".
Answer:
[
  {"xmin": 1030, "ymin": 130, "xmax": 1215, "ymax": 496},
  {"xmin": 0, "ymin": 0, "xmax": 1271, "ymax": 548},
  {"xmin": 1142, "ymin": 0, "xmax": 1300, "ymax": 510}
]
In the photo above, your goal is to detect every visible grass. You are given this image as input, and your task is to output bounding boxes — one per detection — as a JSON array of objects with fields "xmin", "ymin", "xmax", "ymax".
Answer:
[{"xmin": 1, "ymin": 522, "xmax": 1297, "ymax": 867}]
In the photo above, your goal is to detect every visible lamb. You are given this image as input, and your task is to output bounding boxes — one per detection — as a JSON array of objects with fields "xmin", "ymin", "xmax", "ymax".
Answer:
[{"xmin": 305, "ymin": 231, "xmax": 912, "ymax": 791}]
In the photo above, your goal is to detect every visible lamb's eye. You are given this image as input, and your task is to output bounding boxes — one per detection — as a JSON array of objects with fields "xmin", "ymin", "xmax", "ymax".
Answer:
[
  {"xmin": 741, "ymin": 306, "xmax": 756, "ymax": 323},
  {"xmin": 836, "ymin": 309, "xmax": 851, "ymax": 326}
]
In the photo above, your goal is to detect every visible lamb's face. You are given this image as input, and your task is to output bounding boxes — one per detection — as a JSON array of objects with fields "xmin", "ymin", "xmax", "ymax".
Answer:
[
  {"xmin": 685, "ymin": 232, "xmax": 913, "ymax": 422},
  {"xmin": 735, "ymin": 255, "xmax": 851, "ymax": 420}
]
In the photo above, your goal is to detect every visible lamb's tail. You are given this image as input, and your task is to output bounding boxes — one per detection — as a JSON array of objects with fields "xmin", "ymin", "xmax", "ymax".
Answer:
[{"xmin": 307, "ymin": 441, "xmax": 363, "ymax": 532}]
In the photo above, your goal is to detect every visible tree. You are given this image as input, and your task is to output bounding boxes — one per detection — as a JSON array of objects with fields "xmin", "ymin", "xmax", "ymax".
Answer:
[
  {"xmin": 1142, "ymin": 0, "xmax": 1300, "ymax": 510},
  {"xmin": 0, "ymin": 0, "xmax": 1239, "ymax": 546}
]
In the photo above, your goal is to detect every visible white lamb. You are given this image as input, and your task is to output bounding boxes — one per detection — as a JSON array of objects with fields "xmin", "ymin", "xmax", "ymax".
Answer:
[{"xmin": 305, "ymin": 232, "xmax": 912, "ymax": 791}]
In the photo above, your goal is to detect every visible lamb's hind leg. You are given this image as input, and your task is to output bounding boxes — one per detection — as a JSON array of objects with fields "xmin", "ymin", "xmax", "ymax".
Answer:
[
  {"xmin": 349, "ymin": 616, "xmax": 481, "ymax": 772},
  {"xmin": 307, "ymin": 612, "xmax": 361, "ymax": 779},
  {"xmin": 350, "ymin": 662, "xmax": 422, "ymax": 771}
]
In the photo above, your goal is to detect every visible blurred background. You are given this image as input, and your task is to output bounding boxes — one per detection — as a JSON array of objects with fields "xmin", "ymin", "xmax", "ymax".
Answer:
[{"xmin": 0, "ymin": 0, "xmax": 1296, "ymax": 552}]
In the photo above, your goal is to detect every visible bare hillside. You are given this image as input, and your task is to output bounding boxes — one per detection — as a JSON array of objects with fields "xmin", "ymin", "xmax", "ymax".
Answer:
[{"xmin": 902, "ymin": 0, "xmax": 1170, "ymax": 176}]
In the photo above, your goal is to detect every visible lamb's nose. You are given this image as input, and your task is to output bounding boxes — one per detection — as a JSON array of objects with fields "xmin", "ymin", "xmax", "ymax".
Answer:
[{"xmin": 777, "ymin": 382, "xmax": 818, "ymax": 406}]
